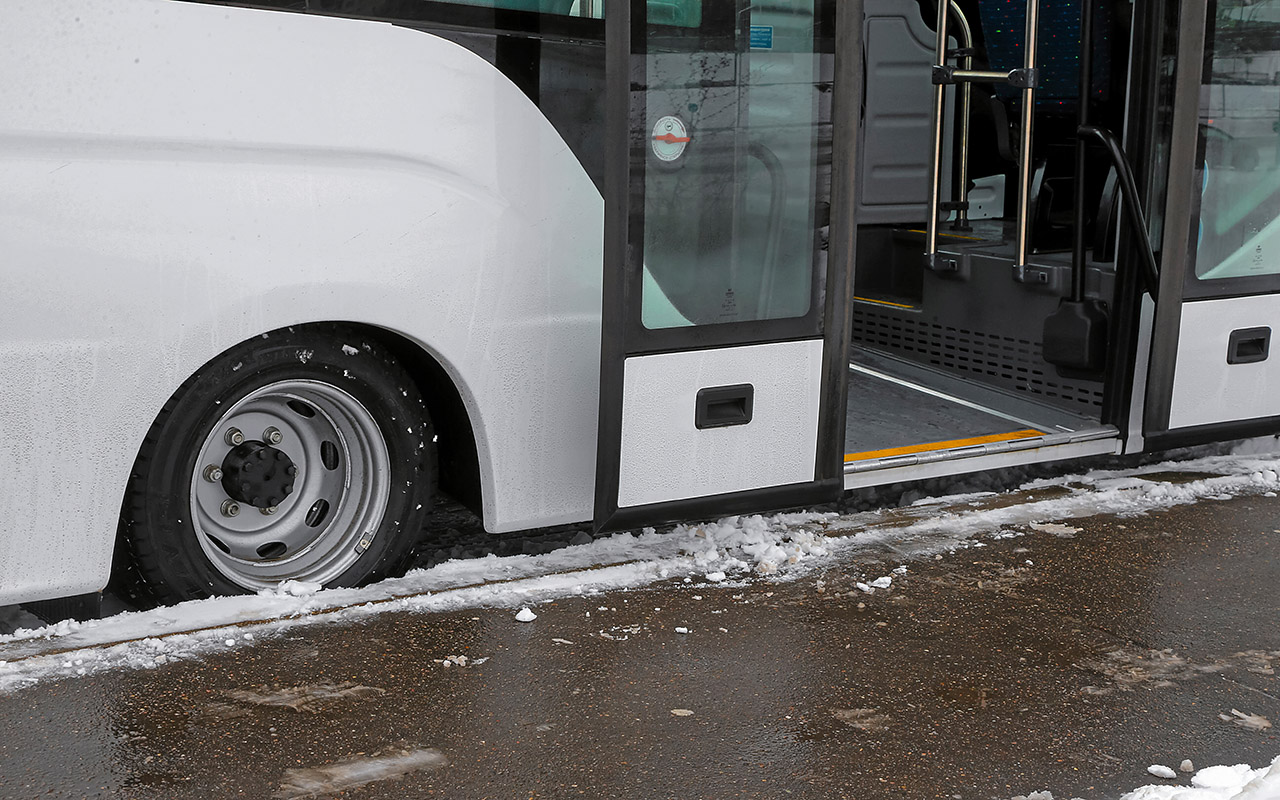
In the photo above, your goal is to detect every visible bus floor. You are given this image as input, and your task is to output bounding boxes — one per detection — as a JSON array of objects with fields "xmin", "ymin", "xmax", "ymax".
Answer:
[{"xmin": 843, "ymin": 346, "xmax": 1105, "ymax": 469}]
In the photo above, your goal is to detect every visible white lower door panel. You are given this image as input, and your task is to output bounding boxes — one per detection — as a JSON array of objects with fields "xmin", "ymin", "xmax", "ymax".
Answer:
[
  {"xmin": 1169, "ymin": 295, "xmax": 1280, "ymax": 429},
  {"xmin": 617, "ymin": 339, "xmax": 823, "ymax": 508}
]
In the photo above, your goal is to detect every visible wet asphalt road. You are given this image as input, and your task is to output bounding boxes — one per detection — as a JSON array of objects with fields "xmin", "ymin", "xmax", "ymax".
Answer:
[{"xmin": 2, "ymin": 493, "xmax": 1280, "ymax": 800}]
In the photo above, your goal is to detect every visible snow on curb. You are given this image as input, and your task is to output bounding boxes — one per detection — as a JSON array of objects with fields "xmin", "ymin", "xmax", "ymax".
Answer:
[{"xmin": 3, "ymin": 449, "xmax": 1280, "ymax": 692}]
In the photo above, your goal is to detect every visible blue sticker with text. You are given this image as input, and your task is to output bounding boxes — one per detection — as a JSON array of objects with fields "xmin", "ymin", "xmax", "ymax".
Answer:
[{"xmin": 749, "ymin": 25, "xmax": 773, "ymax": 50}]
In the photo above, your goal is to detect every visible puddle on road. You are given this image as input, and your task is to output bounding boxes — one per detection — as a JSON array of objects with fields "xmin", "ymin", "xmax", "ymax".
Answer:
[
  {"xmin": 1077, "ymin": 645, "xmax": 1280, "ymax": 695},
  {"xmin": 935, "ymin": 684, "xmax": 997, "ymax": 708},
  {"xmin": 831, "ymin": 707, "xmax": 892, "ymax": 731},
  {"xmin": 923, "ymin": 563, "xmax": 1037, "ymax": 596},
  {"xmin": 275, "ymin": 745, "xmax": 446, "ymax": 799},
  {"xmin": 1027, "ymin": 522, "xmax": 1080, "ymax": 538},
  {"xmin": 196, "ymin": 681, "xmax": 386, "ymax": 722},
  {"xmin": 1219, "ymin": 708, "xmax": 1273, "ymax": 731}
]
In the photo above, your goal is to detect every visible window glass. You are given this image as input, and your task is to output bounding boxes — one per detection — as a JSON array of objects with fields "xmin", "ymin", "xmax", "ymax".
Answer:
[
  {"xmin": 645, "ymin": 0, "xmax": 699, "ymax": 27},
  {"xmin": 1193, "ymin": 0, "xmax": 1280, "ymax": 281},
  {"xmin": 429, "ymin": 0, "xmax": 700, "ymax": 24},
  {"xmin": 640, "ymin": 1, "xmax": 823, "ymax": 328},
  {"xmin": 435, "ymin": 0, "xmax": 589, "ymax": 15}
]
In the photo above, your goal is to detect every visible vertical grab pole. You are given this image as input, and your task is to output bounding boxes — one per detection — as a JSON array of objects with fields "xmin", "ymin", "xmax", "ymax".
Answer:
[
  {"xmin": 1069, "ymin": 0, "xmax": 1095, "ymax": 302},
  {"xmin": 1014, "ymin": 0, "xmax": 1040, "ymax": 270},
  {"xmin": 924, "ymin": 0, "xmax": 950, "ymax": 267},
  {"xmin": 949, "ymin": 1, "xmax": 974, "ymax": 232}
]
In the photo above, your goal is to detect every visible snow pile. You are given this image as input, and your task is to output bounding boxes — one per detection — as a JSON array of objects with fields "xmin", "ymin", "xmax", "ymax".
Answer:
[
  {"xmin": 1121, "ymin": 755, "xmax": 1280, "ymax": 799},
  {"xmin": 675, "ymin": 511, "xmax": 830, "ymax": 576},
  {"xmin": 829, "ymin": 453, "xmax": 1280, "ymax": 562},
  {"xmin": 5, "ymin": 449, "xmax": 1280, "ymax": 691},
  {"xmin": 0, "ymin": 512, "xmax": 840, "ymax": 692}
]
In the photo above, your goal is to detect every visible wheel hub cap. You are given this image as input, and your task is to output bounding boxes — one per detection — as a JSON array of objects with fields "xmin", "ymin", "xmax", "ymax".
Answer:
[
  {"xmin": 220, "ymin": 441, "xmax": 298, "ymax": 508},
  {"xmin": 189, "ymin": 379, "xmax": 391, "ymax": 590}
]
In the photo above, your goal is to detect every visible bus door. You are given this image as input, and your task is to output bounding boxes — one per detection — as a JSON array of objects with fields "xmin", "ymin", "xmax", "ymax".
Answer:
[
  {"xmin": 1141, "ymin": 0, "xmax": 1280, "ymax": 448},
  {"xmin": 593, "ymin": 0, "xmax": 858, "ymax": 530}
]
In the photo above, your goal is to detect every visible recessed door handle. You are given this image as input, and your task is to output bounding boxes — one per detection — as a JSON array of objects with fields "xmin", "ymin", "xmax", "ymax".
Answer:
[
  {"xmin": 695, "ymin": 384, "xmax": 754, "ymax": 429},
  {"xmin": 1228, "ymin": 326, "xmax": 1271, "ymax": 364}
]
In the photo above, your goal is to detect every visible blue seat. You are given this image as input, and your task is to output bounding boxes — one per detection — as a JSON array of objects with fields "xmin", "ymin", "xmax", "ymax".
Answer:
[{"xmin": 978, "ymin": 0, "xmax": 1111, "ymax": 107}]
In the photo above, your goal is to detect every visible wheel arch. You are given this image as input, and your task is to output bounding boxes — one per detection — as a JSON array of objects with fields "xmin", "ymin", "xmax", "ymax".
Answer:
[
  {"xmin": 362, "ymin": 325, "xmax": 485, "ymax": 518},
  {"xmin": 108, "ymin": 320, "xmax": 488, "ymax": 599}
]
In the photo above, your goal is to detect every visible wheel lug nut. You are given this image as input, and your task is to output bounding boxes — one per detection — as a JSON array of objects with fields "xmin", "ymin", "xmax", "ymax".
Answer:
[
  {"xmin": 225, "ymin": 427, "xmax": 245, "ymax": 446},
  {"xmin": 260, "ymin": 506, "xmax": 278, "ymax": 516},
  {"xmin": 220, "ymin": 500, "xmax": 241, "ymax": 518},
  {"xmin": 263, "ymin": 426, "xmax": 283, "ymax": 445},
  {"xmin": 286, "ymin": 465, "xmax": 298, "ymax": 477},
  {"xmin": 203, "ymin": 465, "xmax": 224, "ymax": 482}
]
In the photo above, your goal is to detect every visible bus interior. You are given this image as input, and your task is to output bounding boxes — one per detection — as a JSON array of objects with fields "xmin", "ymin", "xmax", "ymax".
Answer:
[{"xmin": 842, "ymin": 0, "xmax": 1134, "ymax": 478}]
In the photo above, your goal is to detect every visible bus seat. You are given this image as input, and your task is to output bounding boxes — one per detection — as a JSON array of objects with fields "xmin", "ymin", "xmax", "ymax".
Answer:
[
  {"xmin": 977, "ymin": 0, "xmax": 1112, "ymax": 107},
  {"xmin": 974, "ymin": 1, "xmax": 1114, "ymax": 252}
]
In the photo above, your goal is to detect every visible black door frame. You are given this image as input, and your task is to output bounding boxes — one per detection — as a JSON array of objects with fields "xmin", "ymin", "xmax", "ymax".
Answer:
[
  {"xmin": 1138, "ymin": 0, "xmax": 1280, "ymax": 448},
  {"xmin": 593, "ymin": 0, "xmax": 863, "ymax": 531}
]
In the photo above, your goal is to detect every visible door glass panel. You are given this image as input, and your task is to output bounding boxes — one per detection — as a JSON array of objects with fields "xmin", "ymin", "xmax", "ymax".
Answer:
[
  {"xmin": 433, "ymin": 0, "xmax": 590, "ymax": 16},
  {"xmin": 432, "ymin": 0, "xmax": 699, "ymax": 22},
  {"xmin": 639, "ymin": 1, "xmax": 824, "ymax": 328},
  {"xmin": 1192, "ymin": 0, "xmax": 1280, "ymax": 281}
]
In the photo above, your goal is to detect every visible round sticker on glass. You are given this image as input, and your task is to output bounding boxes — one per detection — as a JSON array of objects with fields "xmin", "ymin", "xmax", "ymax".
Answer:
[{"xmin": 651, "ymin": 115, "xmax": 690, "ymax": 162}]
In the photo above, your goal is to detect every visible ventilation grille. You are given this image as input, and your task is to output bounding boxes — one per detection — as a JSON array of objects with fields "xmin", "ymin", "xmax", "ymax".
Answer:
[{"xmin": 853, "ymin": 307, "xmax": 1104, "ymax": 412}]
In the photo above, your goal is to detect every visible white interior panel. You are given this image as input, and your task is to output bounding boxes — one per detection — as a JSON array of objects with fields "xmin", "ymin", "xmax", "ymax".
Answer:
[
  {"xmin": 1169, "ymin": 295, "xmax": 1280, "ymax": 429},
  {"xmin": 617, "ymin": 340, "xmax": 823, "ymax": 508}
]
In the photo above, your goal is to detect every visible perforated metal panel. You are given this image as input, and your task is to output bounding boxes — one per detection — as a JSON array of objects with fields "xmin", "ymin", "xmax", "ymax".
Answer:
[{"xmin": 852, "ymin": 305, "xmax": 1104, "ymax": 412}]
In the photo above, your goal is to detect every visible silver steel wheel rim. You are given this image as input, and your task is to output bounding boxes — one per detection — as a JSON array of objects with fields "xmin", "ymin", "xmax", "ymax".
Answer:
[{"xmin": 189, "ymin": 379, "xmax": 391, "ymax": 591}]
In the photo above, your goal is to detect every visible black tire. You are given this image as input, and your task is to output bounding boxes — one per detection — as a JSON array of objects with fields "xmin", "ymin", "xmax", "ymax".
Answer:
[{"xmin": 121, "ymin": 325, "xmax": 436, "ymax": 603}]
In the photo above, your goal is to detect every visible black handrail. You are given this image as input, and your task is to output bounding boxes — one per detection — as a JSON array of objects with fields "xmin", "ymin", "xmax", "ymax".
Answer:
[
  {"xmin": 1077, "ymin": 124, "xmax": 1161, "ymax": 296},
  {"xmin": 1071, "ymin": 0, "xmax": 1096, "ymax": 304}
]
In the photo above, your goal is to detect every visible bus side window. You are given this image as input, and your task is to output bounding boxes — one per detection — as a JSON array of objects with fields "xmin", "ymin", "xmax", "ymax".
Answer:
[
  {"xmin": 647, "ymin": 1, "xmax": 701, "ymax": 27},
  {"xmin": 1192, "ymin": 0, "xmax": 1280, "ymax": 282},
  {"xmin": 418, "ymin": 1, "xmax": 701, "ymax": 26},
  {"xmin": 479, "ymin": 0, "xmax": 699, "ymax": 25},
  {"xmin": 439, "ymin": 0, "xmax": 585, "ymax": 16}
]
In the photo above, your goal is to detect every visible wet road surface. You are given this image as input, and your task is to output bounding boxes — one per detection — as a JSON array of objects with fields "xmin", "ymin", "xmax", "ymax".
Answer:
[{"xmin": 2, "ymin": 493, "xmax": 1279, "ymax": 799}]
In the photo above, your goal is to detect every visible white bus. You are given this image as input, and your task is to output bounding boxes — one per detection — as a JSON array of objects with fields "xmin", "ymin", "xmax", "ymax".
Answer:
[{"xmin": 1, "ymin": 0, "xmax": 1276, "ymax": 612}]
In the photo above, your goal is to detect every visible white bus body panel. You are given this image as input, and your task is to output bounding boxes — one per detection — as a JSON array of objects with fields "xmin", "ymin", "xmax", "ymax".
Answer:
[
  {"xmin": 1169, "ymin": 295, "xmax": 1280, "ymax": 429},
  {"xmin": 617, "ymin": 341, "xmax": 822, "ymax": 508},
  {"xmin": 0, "ymin": 1, "xmax": 602, "ymax": 603}
]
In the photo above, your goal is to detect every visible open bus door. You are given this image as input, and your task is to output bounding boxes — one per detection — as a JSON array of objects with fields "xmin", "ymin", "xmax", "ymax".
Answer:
[
  {"xmin": 593, "ymin": 0, "xmax": 859, "ymax": 531},
  {"xmin": 1139, "ymin": 0, "xmax": 1280, "ymax": 449}
]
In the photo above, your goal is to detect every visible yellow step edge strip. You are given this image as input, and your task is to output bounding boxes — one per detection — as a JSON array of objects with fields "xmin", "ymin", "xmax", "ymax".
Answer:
[
  {"xmin": 844, "ymin": 429, "xmax": 1045, "ymax": 463},
  {"xmin": 853, "ymin": 296, "xmax": 917, "ymax": 310}
]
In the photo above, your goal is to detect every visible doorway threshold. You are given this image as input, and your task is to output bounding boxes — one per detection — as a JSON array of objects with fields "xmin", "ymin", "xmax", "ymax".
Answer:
[{"xmin": 843, "ymin": 347, "xmax": 1119, "ymax": 485}]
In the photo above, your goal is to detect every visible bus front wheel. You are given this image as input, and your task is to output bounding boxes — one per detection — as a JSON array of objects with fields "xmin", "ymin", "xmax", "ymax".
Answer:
[{"xmin": 121, "ymin": 325, "xmax": 437, "ymax": 604}]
